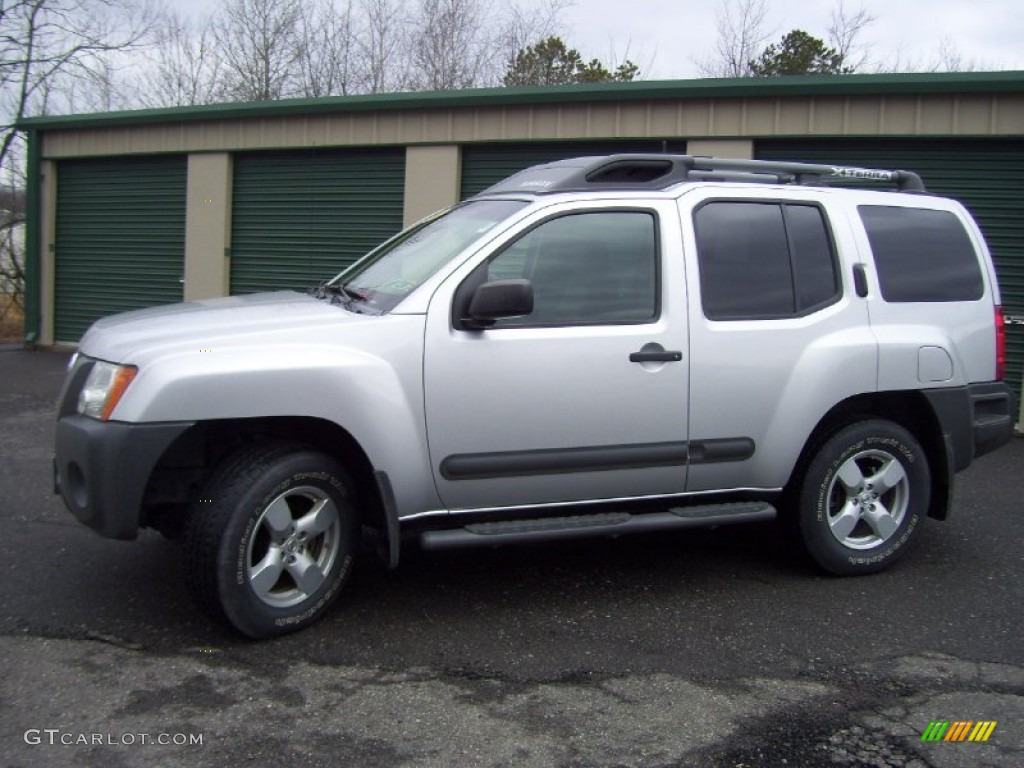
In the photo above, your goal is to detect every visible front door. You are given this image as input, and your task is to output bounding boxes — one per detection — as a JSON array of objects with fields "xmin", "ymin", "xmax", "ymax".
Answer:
[{"xmin": 423, "ymin": 201, "xmax": 690, "ymax": 512}]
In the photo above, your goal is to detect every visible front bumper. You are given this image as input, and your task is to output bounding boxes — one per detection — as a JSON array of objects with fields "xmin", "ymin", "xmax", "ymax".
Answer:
[{"xmin": 54, "ymin": 416, "xmax": 193, "ymax": 540}]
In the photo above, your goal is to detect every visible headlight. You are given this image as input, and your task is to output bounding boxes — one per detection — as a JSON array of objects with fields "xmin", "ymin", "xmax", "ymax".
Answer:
[{"xmin": 77, "ymin": 361, "xmax": 138, "ymax": 421}]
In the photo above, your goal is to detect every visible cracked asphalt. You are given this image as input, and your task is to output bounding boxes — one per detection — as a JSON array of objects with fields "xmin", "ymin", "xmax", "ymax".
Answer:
[{"xmin": 1, "ymin": 347, "xmax": 1021, "ymax": 767}]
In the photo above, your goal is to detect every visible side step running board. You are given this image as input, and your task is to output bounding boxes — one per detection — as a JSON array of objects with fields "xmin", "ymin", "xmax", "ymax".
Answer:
[{"xmin": 419, "ymin": 502, "xmax": 776, "ymax": 551}]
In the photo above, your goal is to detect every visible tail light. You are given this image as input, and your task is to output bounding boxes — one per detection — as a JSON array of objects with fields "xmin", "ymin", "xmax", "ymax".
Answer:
[{"xmin": 995, "ymin": 305, "xmax": 1006, "ymax": 380}]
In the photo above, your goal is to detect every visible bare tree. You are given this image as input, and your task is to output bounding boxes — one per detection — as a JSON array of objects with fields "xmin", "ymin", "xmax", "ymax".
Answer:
[
  {"xmin": 1, "ymin": 0, "xmax": 153, "ymax": 331},
  {"xmin": 696, "ymin": 0, "xmax": 772, "ymax": 78},
  {"xmin": 296, "ymin": 0, "xmax": 357, "ymax": 97},
  {"xmin": 408, "ymin": 0, "xmax": 491, "ymax": 90},
  {"xmin": 354, "ymin": 0, "xmax": 409, "ymax": 94},
  {"xmin": 868, "ymin": 36, "xmax": 999, "ymax": 73},
  {"xmin": 492, "ymin": 0, "xmax": 570, "ymax": 81},
  {"xmin": 926, "ymin": 36, "xmax": 1000, "ymax": 72},
  {"xmin": 212, "ymin": 0, "xmax": 304, "ymax": 101},
  {"xmin": 827, "ymin": 0, "xmax": 874, "ymax": 72},
  {"xmin": 0, "ymin": 149, "xmax": 26, "ymax": 326},
  {"xmin": 1, "ymin": 0, "xmax": 151, "ymax": 163},
  {"xmin": 141, "ymin": 10, "xmax": 224, "ymax": 107}
]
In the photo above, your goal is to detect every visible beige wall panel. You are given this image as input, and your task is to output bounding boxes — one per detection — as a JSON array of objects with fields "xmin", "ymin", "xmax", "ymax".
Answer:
[
  {"xmin": 887, "ymin": 97, "xmax": 932, "ymax": 134},
  {"xmin": 184, "ymin": 153, "xmax": 231, "ymax": 301},
  {"xmin": 502, "ymin": 108, "xmax": 533, "ymax": 139},
  {"xmin": 741, "ymin": 99, "xmax": 779, "ymax": 135},
  {"xmin": 257, "ymin": 117, "xmax": 289, "ymax": 148},
  {"xmin": 678, "ymin": 101, "xmax": 712, "ymax": 135},
  {"xmin": 846, "ymin": 99, "xmax": 886, "ymax": 134},
  {"xmin": 471, "ymin": 110, "xmax": 506, "ymax": 139},
  {"xmin": 318, "ymin": 115, "xmax": 353, "ymax": 145},
  {"xmin": 450, "ymin": 111, "xmax": 480, "ymax": 142},
  {"xmin": 347, "ymin": 114, "xmax": 379, "ymax": 144},
  {"xmin": 687, "ymin": 139, "xmax": 753, "ymax": 160},
  {"xmin": 70, "ymin": 133, "xmax": 84, "ymax": 155},
  {"xmin": 648, "ymin": 103, "xmax": 679, "ymax": 137},
  {"xmin": 951, "ymin": 96, "xmax": 995, "ymax": 134},
  {"xmin": 136, "ymin": 125, "xmax": 164, "ymax": 152},
  {"xmin": 375, "ymin": 114, "xmax": 402, "ymax": 144},
  {"xmin": 392, "ymin": 112, "xmax": 418, "ymax": 144},
  {"xmin": 162, "ymin": 123, "xmax": 187, "ymax": 151},
  {"xmin": 236, "ymin": 121, "xmax": 259, "ymax": 148},
  {"xmin": 587, "ymin": 104, "xmax": 622, "ymax": 136},
  {"xmin": 198, "ymin": 120, "xmax": 225, "ymax": 150},
  {"xmin": 403, "ymin": 145, "xmax": 460, "ymax": 226},
  {"xmin": 304, "ymin": 116, "xmax": 332, "ymax": 146},
  {"xmin": 418, "ymin": 112, "xmax": 453, "ymax": 142},
  {"xmin": 529, "ymin": 106, "xmax": 561, "ymax": 139},
  {"xmin": 122, "ymin": 125, "xmax": 144, "ymax": 153},
  {"xmin": 805, "ymin": 97, "xmax": 848, "ymax": 135},
  {"xmin": 709, "ymin": 101, "xmax": 744, "ymax": 135},
  {"xmin": 618, "ymin": 105, "xmax": 650, "ymax": 138},
  {"xmin": 776, "ymin": 100, "xmax": 815, "ymax": 135},
  {"xmin": 36, "ymin": 92, "xmax": 1024, "ymax": 159},
  {"xmin": 557, "ymin": 106, "xmax": 591, "ymax": 138},
  {"xmin": 994, "ymin": 96, "xmax": 1024, "ymax": 134},
  {"xmin": 39, "ymin": 160, "xmax": 58, "ymax": 346},
  {"xmin": 917, "ymin": 98, "xmax": 956, "ymax": 134}
]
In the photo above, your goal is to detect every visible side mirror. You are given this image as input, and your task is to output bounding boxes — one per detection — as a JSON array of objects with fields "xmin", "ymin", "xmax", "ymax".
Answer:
[{"xmin": 465, "ymin": 279, "xmax": 533, "ymax": 329}]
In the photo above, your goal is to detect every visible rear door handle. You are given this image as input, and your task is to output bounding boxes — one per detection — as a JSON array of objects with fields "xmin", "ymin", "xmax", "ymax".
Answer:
[{"xmin": 630, "ymin": 348, "xmax": 683, "ymax": 363}]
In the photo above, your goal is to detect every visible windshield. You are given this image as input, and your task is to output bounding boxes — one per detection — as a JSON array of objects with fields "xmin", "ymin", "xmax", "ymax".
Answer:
[{"xmin": 331, "ymin": 199, "xmax": 528, "ymax": 313}]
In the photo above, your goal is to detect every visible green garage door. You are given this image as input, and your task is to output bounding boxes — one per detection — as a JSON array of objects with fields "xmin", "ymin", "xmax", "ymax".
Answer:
[
  {"xmin": 757, "ymin": 139, "xmax": 1024, "ymax": 399},
  {"xmin": 461, "ymin": 140, "xmax": 687, "ymax": 199},
  {"xmin": 55, "ymin": 155, "xmax": 186, "ymax": 342},
  {"xmin": 231, "ymin": 148, "xmax": 405, "ymax": 294}
]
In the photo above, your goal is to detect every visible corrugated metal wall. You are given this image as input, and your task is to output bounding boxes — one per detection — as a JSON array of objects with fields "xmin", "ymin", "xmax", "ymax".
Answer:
[
  {"xmin": 757, "ymin": 139, "xmax": 1024, "ymax": 397},
  {"xmin": 230, "ymin": 148, "xmax": 405, "ymax": 294},
  {"xmin": 54, "ymin": 156, "xmax": 186, "ymax": 342}
]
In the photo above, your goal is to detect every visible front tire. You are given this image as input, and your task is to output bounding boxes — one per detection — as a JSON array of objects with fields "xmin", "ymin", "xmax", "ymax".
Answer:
[
  {"xmin": 184, "ymin": 443, "xmax": 359, "ymax": 638},
  {"xmin": 797, "ymin": 420, "xmax": 929, "ymax": 576}
]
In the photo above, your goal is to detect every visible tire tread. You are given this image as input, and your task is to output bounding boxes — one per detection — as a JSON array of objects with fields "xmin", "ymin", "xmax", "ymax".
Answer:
[{"xmin": 183, "ymin": 441, "xmax": 317, "ymax": 627}]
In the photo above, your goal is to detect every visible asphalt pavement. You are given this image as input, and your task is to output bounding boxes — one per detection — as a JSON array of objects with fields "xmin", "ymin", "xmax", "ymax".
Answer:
[{"xmin": 1, "ymin": 347, "xmax": 1021, "ymax": 768}]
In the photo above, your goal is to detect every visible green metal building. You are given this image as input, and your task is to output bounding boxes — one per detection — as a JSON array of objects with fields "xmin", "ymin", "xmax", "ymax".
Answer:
[{"xmin": 17, "ymin": 71, "xmax": 1024, "ymax": 416}]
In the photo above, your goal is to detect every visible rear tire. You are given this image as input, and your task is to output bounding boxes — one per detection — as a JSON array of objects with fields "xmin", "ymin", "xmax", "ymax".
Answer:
[
  {"xmin": 796, "ymin": 420, "xmax": 929, "ymax": 576},
  {"xmin": 184, "ymin": 443, "xmax": 359, "ymax": 638}
]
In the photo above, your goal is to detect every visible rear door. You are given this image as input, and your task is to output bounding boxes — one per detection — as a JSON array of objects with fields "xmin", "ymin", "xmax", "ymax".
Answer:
[
  {"xmin": 681, "ymin": 188, "xmax": 877, "ymax": 492},
  {"xmin": 423, "ymin": 199, "xmax": 690, "ymax": 512}
]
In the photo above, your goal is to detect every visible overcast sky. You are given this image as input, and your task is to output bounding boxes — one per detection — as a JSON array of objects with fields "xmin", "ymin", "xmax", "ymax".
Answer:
[
  {"xmin": 172, "ymin": 0, "xmax": 1023, "ymax": 79},
  {"xmin": 557, "ymin": 0, "xmax": 1023, "ymax": 77}
]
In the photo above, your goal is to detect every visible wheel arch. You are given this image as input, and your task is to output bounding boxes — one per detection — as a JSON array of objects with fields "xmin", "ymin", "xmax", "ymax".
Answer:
[
  {"xmin": 787, "ymin": 391, "xmax": 951, "ymax": 521},
  {"xmin": 140, "ymin": 416, "xmax": 386, "ymax": 538}
]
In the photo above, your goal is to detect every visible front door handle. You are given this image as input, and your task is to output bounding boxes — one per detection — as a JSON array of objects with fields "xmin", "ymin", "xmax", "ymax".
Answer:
[{"xmin": 630, "ymin": 345, "xmax": 683, "ymax": 363}]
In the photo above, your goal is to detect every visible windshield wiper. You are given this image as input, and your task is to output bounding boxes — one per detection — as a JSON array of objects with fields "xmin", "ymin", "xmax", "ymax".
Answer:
[
  {"xmin": 308, "ymin": 281, "xmax": 339, "ymax": 300},
  {"xmin": 308, "ymin": 281, "xmax": 374, "ymax": 313},
  {"xmin": 339, "ymin": 283, "xmax": 369, "ymax": 303}
]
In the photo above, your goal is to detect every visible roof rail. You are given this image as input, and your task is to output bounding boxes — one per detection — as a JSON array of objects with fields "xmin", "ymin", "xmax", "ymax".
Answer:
[{"xmin": 478, "ymin": 154, "xmax": 926, "ymax": 195}]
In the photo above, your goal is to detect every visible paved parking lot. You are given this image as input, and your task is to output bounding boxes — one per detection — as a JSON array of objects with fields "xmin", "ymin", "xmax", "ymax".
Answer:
[{"xmin": 1, "ymin": 347, "xmax": 1022, "ymax": 767}]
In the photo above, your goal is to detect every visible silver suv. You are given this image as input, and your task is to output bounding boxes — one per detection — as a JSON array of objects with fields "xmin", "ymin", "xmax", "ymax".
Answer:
[{"xmin": 54, "ymin": 155, "xmax": 1015, "ymax": 638}]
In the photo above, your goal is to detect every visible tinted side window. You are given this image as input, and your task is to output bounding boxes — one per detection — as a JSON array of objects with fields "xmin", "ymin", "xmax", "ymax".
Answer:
[
  {"xmin": 694, "ymin": 202, "xmax": 839, "ymax": 320},
  {"xmin": 859, "ymin": 205, "xmax": 984, "ymax": 302},
  {"xmin": 695, "ymin": 202, "xmax": 793, "ymax": 319},
  {"xmin": 484, "ymin": 211, "xmax": 658, "ymax": 326},
  {"xmin": 788, "ymin": 204, "xmax": 839, "ymax": 310}
]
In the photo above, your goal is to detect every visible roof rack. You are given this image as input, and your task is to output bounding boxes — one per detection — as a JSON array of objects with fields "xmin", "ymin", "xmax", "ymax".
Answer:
[{"xmin": 477, "ymin": 154, "xmax": 926, "ymax": 195}]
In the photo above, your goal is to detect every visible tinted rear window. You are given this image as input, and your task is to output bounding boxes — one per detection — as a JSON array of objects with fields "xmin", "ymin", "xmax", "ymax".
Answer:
[{"xmin": 859, "ymin": 205, "xmax": 984, "ymax": 302}]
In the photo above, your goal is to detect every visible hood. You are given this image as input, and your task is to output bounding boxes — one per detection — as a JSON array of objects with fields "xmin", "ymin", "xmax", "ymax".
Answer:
[{"xmin": 79, "ymin": 291, "xmax": 375, "ymax": 363}]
